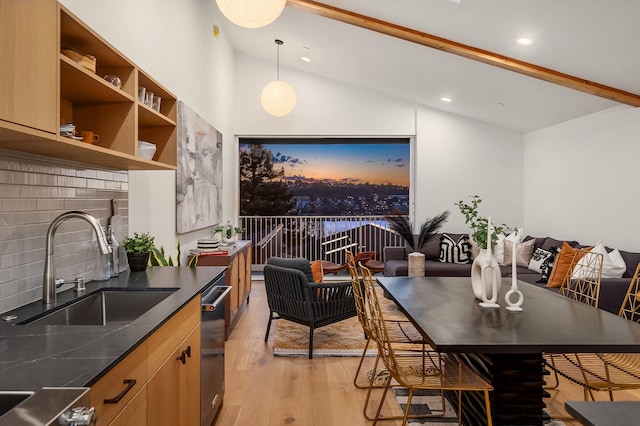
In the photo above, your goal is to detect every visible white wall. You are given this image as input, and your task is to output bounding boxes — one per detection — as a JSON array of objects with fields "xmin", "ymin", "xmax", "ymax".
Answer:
[
  {"xmin": 234, "ymin": 53, "xmax": 416, "ymax": 136},
  {"xmin": 524, "ymin": 105, "xmax": 640, "ymax": 251},
  {"xmin": 61, "ymin": 0, "xmax": 236, "ymax": 255},
  {"xmin": 415, "ymin": 106, "xmax": 525, "ymax": 233}
]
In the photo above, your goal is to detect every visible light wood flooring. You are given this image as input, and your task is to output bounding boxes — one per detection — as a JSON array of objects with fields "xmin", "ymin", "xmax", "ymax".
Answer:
[{"xmin": 217, "ymin": 280, "xmax": 640, "ymax": 425}]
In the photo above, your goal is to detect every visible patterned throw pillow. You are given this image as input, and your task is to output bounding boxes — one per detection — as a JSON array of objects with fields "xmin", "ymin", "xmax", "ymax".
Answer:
[
  {"xmin": 438, "ymin": 234, "xmax": 472, "ymax": 264},
  {"xmin": 535, "ymin": 246, "xmax": 559, "ymax": 284},
  {"xmin": 528, "ymin": 247, "xmax": 554, "ymax": 274}
]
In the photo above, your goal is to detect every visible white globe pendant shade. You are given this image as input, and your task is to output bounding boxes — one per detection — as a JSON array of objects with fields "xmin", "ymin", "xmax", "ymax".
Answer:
[
  {"xmin": 216, "ymin": 0, "xmax": 286, "ymax": 29},
  {"xmin": 261, "ymin": 80, "xmax": 297, "ymax": 117}
]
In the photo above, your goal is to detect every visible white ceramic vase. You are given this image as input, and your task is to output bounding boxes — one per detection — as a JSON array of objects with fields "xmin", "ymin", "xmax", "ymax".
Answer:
[{"xmin": 470, "ymin": 248, "xmax": 502, "ymax": 300}]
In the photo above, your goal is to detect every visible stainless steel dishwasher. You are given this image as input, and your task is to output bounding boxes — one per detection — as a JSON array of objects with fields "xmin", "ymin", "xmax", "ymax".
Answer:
[{"xmin": 200, "ymin": 284, "xmax": 231, "ymax": 426}]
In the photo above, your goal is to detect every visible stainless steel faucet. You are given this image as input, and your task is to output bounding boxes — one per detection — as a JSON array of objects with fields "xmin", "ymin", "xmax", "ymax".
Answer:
[{"xmin": 43, "ymin": 211, "xmax": 111, "ymax": 304}]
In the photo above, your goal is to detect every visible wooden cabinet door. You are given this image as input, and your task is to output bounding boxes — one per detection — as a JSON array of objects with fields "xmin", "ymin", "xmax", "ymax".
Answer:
[
  {"xmin": 147, "ymin": 324, "xmax": 201, "ymax": 426},
  {"xmin": 109, "ymin": 386, "xmax": 147, "ymax": 426},
  {"xmin": 90, "ymin": 342, "xmax": 147, "ymax": 426},
  {"xmin": 0, "ymin": 0, "xmax": 57, "ymax": 133},
  {"xmin": 228, "ymin": 258, "xmax": 239, "ymax": 316}
]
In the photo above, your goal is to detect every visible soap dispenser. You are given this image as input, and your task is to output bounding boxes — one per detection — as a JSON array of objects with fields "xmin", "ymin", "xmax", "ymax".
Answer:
[{"xmin": 107, "ymin": 225, "xmax": 119, "ymax": 277}]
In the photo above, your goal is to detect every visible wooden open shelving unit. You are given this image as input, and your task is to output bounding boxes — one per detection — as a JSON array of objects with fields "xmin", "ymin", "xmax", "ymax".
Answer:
[{"xmin": 0, "ymin": 0, "xmax": 177, "ymax": 171}]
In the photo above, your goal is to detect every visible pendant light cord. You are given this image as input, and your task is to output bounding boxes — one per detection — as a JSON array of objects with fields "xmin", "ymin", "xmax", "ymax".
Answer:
[{"xmin": 275, "ymin": 39, "xmax": 283, "ymax": 81}]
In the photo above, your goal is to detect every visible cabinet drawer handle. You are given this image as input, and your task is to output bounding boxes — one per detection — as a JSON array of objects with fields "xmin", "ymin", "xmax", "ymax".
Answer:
[
  {"xmin": 176, "ymin": 345, "xmax": 192, "ymax": 364},
  {"xmin": 104, "ymin": 379, "xmax": 137, "ymax": 404}
]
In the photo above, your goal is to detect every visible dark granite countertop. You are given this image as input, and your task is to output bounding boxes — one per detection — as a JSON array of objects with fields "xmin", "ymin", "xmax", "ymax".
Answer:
[{"xmin": 0, "ymin": 266, "xmax": 226, "ymax": 392}]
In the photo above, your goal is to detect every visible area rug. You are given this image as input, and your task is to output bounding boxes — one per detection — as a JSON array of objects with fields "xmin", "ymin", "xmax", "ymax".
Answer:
[
  {"xmin": 392, "ymin": 387, "xmax": 566, "ymax": 426},
  {"xmin": 272, "ymin": 286, "xmax": 405, "ymax": 357}
]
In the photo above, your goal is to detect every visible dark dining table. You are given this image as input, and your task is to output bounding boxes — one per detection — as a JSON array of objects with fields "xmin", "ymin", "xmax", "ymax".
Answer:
[{"xmin": 376, "ymin": 276, "xmax": 640, "ymax": 426}]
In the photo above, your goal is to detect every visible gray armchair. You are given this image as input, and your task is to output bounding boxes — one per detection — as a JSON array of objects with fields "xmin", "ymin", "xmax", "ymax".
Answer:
[{"xmin": 264, "ymin": 257, "xmax": 357, "ymax": 359}]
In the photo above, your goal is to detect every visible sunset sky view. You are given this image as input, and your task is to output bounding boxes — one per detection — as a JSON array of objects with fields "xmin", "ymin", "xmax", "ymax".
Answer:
[{"xmin": 240, "ymin": 142, "xmax": 410, "ymax": 187}]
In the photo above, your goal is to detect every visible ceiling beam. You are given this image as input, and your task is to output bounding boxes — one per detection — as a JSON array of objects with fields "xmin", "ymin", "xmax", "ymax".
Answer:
[{"xmin": 287, "ymin": 0, "xmax": 640, "ymax": 107}]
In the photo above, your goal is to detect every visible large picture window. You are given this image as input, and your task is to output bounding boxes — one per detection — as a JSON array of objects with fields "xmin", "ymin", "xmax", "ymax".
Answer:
[{"xmin": 239, "ymin": 138, "xmax": 410, "ymax": 216}]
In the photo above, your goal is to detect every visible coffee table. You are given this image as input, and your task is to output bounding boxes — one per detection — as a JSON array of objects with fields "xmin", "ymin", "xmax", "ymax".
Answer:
[{"xmin": 376, "ymin": 276, "xmax": 640, "ymax": 425}]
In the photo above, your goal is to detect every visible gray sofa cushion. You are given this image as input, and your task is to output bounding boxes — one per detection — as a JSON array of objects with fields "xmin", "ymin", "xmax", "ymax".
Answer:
[
  {"xmin": 619, "ymin": 250, "xmax": 640, "ymax": 278},
  {"xmin": 385, "ymin": 259, "xmax": 409, "ymax": 277},
  {"xmin": 267, "ymin": 257, "xmax": 314, "ymax": 282},
  {"xmin": 403, "ymin": 234, "xmax": 443, "ymax": 260},
  {"xmin": 425, "ymin": 261, "xmax": 472, "ymax": 277}
]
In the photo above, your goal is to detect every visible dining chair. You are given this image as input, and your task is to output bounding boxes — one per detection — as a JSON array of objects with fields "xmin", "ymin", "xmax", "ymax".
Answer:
[
  {"xmin": 557, "ymin": 248, "xmax": 604, "ymax": 307},
  {"xmin": 360, "ymin": 263, "xmax": 494, "ymax": 426},
  {"xmin": 545, "ymin": 248, "xmax": 604, "ymax": 392},
  {"xmin": 346, "ymin": 251, "xmax": 428, "ymax": 421},
  {"xmin": 546, "ymin": 262, "xmax": 640, "ymax": 402}
]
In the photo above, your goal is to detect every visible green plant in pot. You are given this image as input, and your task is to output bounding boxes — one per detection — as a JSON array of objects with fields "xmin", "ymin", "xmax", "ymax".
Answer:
[
  {"xmin": 454, "ymin": 195, "xmax": 513, "ymax": 301},
  {"xmin": 454, "ymin": 195, "xmax": 511, "ymax": 249},
  {"xmin": 123, "ymin": 232, "xmax": 155, "ymax": 272},
  {"xmin": 150, "ymin": 240, "xmax": 198, "ymax": 267}
]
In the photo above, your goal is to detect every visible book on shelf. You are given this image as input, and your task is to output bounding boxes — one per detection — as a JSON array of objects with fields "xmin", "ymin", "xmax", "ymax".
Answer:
[{"xmin": 190, "ymin": 248, "xmax": 229, "ymax": 256}]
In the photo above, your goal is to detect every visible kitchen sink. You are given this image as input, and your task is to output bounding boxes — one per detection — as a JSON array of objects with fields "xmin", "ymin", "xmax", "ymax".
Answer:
[
  {"xmin": 21, "ymin": 289, "xmax": 177, "ymax": 326},
  {"xmin": 0, "ymin": 391, "xmax": 34, "ymax": 417}
]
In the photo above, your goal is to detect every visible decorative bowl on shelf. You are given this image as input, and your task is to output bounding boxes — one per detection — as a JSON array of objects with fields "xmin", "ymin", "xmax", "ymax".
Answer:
[{"xmin": 138, "ymin": 141, "xmax": 156, "ymax": 160}]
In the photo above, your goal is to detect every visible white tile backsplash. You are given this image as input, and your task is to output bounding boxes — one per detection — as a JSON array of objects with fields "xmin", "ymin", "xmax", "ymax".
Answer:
[{"xmin": 0, "ymin": 149, "xmax": 128, "ymax": 313}]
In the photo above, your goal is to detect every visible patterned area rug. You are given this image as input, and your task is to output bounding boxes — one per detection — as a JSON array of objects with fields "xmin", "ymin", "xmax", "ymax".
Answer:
[
  {"xmin": 392, "ymin": 387, "xmax": 565, "ymax": 425},
  {"xmin": 393, "ymin": 388, "xmax": 459, "ymax": 425},
  {"xmin": 272, "ymin": 285, "xmax": 403, "ymax": 357}
]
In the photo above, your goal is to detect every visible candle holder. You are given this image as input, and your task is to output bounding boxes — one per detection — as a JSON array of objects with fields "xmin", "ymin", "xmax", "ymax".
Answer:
[{"xmin": 505, "ymin": 228, "xmax": 524, "ymax": 312}]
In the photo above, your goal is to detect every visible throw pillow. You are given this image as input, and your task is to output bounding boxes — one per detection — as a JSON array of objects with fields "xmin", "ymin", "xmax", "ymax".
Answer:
[
  {"xmin": 498, "ymin": 229, "xmax": 524, "ymax": 265},
  {"xmin": 604, "ymin": 249, "xmax": 627, "ymax": 278},
  {"xmin": 546, "ymin": 241, "xmax": 593, "ymax": 288},
  {"xmin": 571, "ymin": 242, "xmax": 626, "ymax": 279},
  {"xmin": 503, "ymin": 238, "xmax": 535, "ymax": 267},
  {"xmin": 528, "ymin": 247, "xmax": 555, "ymax": 274},
  {"xmin": 537, "ymin": 246, "xmax": 560, "ymax": 284},
  {"xmin": 310, "ymin": 260, "xmax": 324, "ymax": 283},
  {"xmin": 439, "ymin": 233, "xmax": 471, "ymax": 264}
]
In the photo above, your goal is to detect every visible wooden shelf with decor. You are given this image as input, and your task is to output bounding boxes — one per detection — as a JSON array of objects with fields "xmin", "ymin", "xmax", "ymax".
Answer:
[
  {"xmin": 189, "ymin": 240, "xmax": 253, "ymax": 339},
  {"xmin": 0, "ymin": 0, "xmax": 177, "ymax": 171},
  {"xmin": 137, "ymin": 69, "xmax": 178, "ymax": 167}
]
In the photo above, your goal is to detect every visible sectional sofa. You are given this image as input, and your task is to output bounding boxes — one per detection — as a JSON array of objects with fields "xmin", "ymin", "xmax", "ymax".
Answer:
[{"xmin": 383, "ymin": 233, "xmax": 640, "ymax": 315}]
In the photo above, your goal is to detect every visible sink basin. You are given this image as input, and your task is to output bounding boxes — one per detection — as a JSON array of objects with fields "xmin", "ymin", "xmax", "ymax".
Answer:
[
  {"xmin": 0, "ymin": 391, "xmax": 34, "ymax": 417},
  {"xmin": 21, "ymin": 289, "xmax": 176, "ymax": 326}
]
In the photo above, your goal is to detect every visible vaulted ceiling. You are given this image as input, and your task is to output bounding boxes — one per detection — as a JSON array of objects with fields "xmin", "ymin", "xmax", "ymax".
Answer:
[{"xmin": 220, "ymin": 0, "xmax": 640, "ymax": 133}]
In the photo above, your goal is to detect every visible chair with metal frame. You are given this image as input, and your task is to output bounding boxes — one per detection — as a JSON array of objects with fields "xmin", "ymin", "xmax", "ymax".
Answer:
[
  {"xmin": 546, "ymin": 262, "xmax": 640, "ymax": 402},
  {"xmin": 346, "ymin": 251, "xmax": 427, "ymax": 421},
  {"xmin": 360, "ymin": 263, "xmax": 494, "ymax": 426},
  {"xmin": 544, "ymin": 248, "xmax": 604, "ymax": 395},
  {"xmin": 263, "ymin": 257, "xmax": 357, "ymax": 359}
]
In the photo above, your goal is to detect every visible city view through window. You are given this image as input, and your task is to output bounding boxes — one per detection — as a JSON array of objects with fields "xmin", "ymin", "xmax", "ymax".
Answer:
[{"xmin": 239, "ymin": 139, "xmax": 410, "ymax": 217}]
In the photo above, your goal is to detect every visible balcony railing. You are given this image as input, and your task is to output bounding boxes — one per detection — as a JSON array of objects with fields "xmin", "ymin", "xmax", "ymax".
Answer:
[{"xmin": 239, "ymin": 215, "xmax": 407, "ymax": 266}]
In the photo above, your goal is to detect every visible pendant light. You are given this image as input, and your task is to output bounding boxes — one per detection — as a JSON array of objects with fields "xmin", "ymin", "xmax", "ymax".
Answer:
[
  {"xmin": 261, "ymin": 39, "xmax": 297, "ymax": 117},
  {"xmin": 216, "ymin": 0, "xmax": 286, "ymax": 29}
]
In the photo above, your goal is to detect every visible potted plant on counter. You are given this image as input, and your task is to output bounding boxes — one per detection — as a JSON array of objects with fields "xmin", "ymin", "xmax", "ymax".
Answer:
[{"xmin": 123, "ymin": 232, "xmax": 155, "ymax": 272}]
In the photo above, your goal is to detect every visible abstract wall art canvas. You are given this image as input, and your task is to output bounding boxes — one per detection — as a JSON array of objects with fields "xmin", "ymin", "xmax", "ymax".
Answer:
[{"xmin": 176, "ymin": 101, "xmax": 222, "ymax": 234}]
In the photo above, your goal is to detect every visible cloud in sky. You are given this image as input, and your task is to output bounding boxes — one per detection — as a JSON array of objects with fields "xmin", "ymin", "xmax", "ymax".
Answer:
[
  {"xmin": 386, "ymin": 158, "xmax": 407, "ymax": 168},
  {"xmin": 272, "ymin": 152, "xmax": 306, "ymax": 167}
]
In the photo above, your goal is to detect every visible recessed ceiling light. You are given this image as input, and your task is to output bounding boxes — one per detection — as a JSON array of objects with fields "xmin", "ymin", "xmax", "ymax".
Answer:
[
  {"xmin": 300, "ymin": 46, "xmax": 311, "ymax": 63},
  {"xmin": 440, "ymin": 97, "xmax": 452, "ymax": 103},
  {"xmin": 516, "ymin": 38, "xmax": 533, "ymax": 46}
]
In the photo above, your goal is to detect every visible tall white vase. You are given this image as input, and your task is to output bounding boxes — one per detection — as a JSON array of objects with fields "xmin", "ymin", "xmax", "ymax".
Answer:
[{"xmin": 470, "ymin": 249, "xmax": 502, "ymax": 300}]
